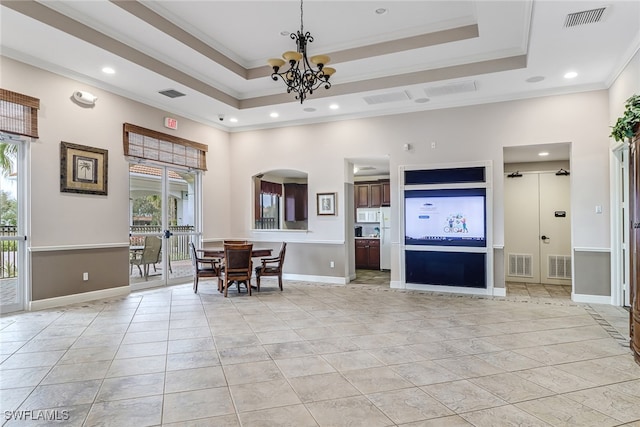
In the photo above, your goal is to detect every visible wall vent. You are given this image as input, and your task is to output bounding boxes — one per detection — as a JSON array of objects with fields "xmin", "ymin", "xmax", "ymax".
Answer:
[
  {"xmin": 564, "ymin": 7, "xmax": 606, "ymax": 28},
  {"xmin": 363, "ymin": 91, "xmax": 412, "ymax": 105},
  {"xmin": 159, "ymin": 89, "xmax": 186, "ymax": 98},
  {"xmin": 425, "ymin": 80, "xmax": 476, "ymax": 97},
  {"xmin": 508, "ymin": 253, "xmax": 533, "ymax": 277},
  {"xmin": 548, "ymin": 255, "xmax": 572, "ymax": 279}
]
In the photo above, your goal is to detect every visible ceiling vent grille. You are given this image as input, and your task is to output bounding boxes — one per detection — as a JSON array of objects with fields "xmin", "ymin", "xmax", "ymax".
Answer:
[
  {"xmin": 159, "ymin": 89, "xmax": 186, "ymax": 98},
  {"xmin": 363, "ymin": 91, "xmax": 412, "ymax": 105},
  {"xmin": 564, "ymin": 7, "xmax": 606, "ymax": 28},
  {"xmin": 424, "ymin": 80, "xmax": 476, "ymax": 97}
]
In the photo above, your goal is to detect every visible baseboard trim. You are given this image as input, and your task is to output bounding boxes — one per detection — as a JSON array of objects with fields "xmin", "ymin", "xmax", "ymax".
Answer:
[
  {"xmin": 493, "ymin": 288, "xmax": 506, "ymax": 297},
  {"xmin": 29, "ymin": 286, "xmax": 130, "ymax": 311},
  {"xmin": 572, "ymin": 293, "xmax": 612, "ymax": 305},
  {"xmin": 282, "ymin": 273, "xmax": 346, "ymax": 285}
]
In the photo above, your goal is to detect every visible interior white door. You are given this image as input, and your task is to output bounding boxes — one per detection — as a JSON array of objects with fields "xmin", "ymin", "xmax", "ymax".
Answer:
[
  {"xmin": 504, "ymin": 174, "xmax": 541, "ymax": 283},
  {"xmin": 539, "ymin": 172, "xmax": 572, "ymax": 285}
]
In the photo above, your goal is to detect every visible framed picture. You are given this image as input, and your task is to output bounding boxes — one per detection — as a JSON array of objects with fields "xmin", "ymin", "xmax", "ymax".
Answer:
[
  {"xmin": 60, "ymin": 141, "xmax": 108, "ymax": 195},
  {"xmin": 317, "ymin": 192, "xmax": 337, "ymax": 216}
]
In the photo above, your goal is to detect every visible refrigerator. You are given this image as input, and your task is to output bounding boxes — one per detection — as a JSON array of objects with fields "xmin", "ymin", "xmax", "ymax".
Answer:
[{"xmin": 379, "ymin": 207, "xmax": 391, "ymax": 270}]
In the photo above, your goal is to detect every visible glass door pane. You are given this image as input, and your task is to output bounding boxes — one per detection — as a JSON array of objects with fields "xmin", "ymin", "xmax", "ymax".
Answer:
[
  {"xmin": 129, "ymin": 164, "xmax": 166, "ymax": 288},
  {"xmin": 166, "ymin": 168, "xmax": 200, "ymax": 283},
  {"xmin": 0, "ymin": 138, "xmax": 24, "ymax": 313}
]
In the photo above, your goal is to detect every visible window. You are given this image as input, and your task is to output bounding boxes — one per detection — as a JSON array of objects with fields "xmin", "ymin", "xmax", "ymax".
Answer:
[{"xmin": 253, "ymin": 170, "xmax": 307, "ymax": 230}]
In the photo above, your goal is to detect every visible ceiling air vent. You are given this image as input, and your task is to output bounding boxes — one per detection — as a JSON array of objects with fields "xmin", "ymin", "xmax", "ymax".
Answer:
[
  {"xmin": 424, "ymin": 80, "xmax": 477, "ymax": 97},
  {"xmin": 158, "ymin": 89, "xmax": 186, "ymax": 98},
  {"xmin": 564, "ymin": 7, "xmax": 606, "ymax": 28},
  {"xmin": 363, "ymin": 91, "xmax": 412, "ymax": 105}
]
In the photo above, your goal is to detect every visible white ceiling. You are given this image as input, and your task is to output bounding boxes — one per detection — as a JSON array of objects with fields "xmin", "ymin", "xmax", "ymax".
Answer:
[{"xmin": 1, "ymin": 0, "xmax": 639, "ymax": 169}]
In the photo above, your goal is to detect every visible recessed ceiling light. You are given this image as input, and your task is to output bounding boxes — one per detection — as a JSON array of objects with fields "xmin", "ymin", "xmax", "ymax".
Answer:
[
  {"xmin": 270, "ymin": 112, "xmax": 279, "ymax": 118},
  {"xmin": 375, "ymin": 8, "xmax": 387, "ymax": 15},
  {"xmin": 526, "ymin": 76, "xmax": 545, "ymax": 83},
  {"xmin": 538, "ymin": 151, "xmax": 550, "ymax": 157},
  {"xmin": 329, "ymin": 104, "xmax": 339, "ymax": 110},
  {"xmin": 280, "ymin": 31, "xmax": 290, "ymax": 36},
  {"xmin": 303, "ymin": 107, "xmax": 316, "ymax": 112},
  {"xmin": 229, "ymin": 117, "xmax": 238, "ymax": 123},
  {"xmin": 102, "ymin": 67, "xmax": 115, "ymax": 74},
  {"xmin": 564, "ymin": 71, "xmax": 578, "ymax": 79},
  {"xmin": 414, "ymin": 98, "xmax": 430, "ymax": 103}
]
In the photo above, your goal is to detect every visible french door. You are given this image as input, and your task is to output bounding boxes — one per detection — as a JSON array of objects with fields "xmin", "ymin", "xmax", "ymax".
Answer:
[
  {"xmin": 129, "ymin": 163, "xmax": 201, "ymax": 289},
  {"xmin": 0, "ymin": 135, "xmax": 26, "ymax": 313}
]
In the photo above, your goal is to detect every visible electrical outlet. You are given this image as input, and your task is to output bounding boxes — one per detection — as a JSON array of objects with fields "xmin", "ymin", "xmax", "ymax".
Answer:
[
  {"xmin": 431, "ymin": 141, "xmax": 437, "ymax": 149},
  {"xmin": 83, "ymin": 272, "xmax": 89, "ymax": 281},
  {"xmin": 330, "ymin": 261, "xmax": 335, "ymax": 268}
]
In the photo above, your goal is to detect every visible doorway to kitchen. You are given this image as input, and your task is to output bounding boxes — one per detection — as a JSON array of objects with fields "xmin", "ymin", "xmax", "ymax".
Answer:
[
  {"xmin": 347, "ymin": 156, "xmax": 391, "ymax": 285},
  {"xmin": 503, "ymin": 143, "xmax": 572, "ymax": 298}
]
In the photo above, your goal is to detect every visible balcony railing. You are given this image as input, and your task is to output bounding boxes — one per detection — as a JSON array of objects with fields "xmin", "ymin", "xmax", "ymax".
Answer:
[
  {"xmin": 129, "ymin": 225, "xmax": 194, "ymax": 261},
  {"xmin": 1, "ymin": 225, "xmax": 18, "ymax": 278}
]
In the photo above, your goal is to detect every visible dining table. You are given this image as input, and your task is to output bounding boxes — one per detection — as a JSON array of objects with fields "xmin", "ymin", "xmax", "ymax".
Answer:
[{"xmin": 197, "ymin": 247, "xmax": 272, "ymax": 259}]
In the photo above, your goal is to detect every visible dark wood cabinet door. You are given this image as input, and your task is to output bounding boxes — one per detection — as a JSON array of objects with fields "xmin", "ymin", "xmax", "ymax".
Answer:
[
  {"xmin": 368, "ymin": 240, "xmax": 380, "ymax": 270},
  {"xmin": 370, "ymin": 184, "xmax": 382, "ymax": 207},
  {"xmin": 355, "ymin": 185, "xmax": 370, "ymax": 208},
  {"xmin": 284, "ymin": 183, "xmax": 308, "ymax": 221},
  {"xmin": 382, "ymin": 182, "xmax": 391, "ymax": 206},
  {"xmin": 355, "ymin": 240, "xmax": 368, "ymax": 269}
]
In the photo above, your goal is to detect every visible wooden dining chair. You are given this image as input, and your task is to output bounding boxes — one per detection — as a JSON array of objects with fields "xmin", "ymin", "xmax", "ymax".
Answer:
[
  {"xmin": 218, "ymin": 243, "xmax": 253, "ymax": 297},
  {"xmin": 223, "ymin": 239, "xmax": 248, "ymax": 245},
  {"xmin": 190, "ymin": 242, "xmax": 220, "ymax": 293},
  {"xmin": 255, "ymin": 242, "xmax": 287, "ymax": 291}
]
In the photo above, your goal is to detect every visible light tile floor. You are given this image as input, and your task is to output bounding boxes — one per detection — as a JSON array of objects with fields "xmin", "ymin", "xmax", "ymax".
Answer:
[{"xmin": 0, "ymin": 278, "xmax": 637, "ymax": 426}]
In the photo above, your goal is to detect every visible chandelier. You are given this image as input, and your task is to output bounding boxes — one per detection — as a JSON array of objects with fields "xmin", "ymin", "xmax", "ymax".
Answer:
[{"xmin": 267, "ymin": 0, "xmax": 335, "ymax": 104}]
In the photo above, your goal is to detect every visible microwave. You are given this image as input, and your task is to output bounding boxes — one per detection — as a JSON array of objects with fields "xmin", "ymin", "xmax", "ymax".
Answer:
[{"xmin": 356, "ymin": 208, "xmax": 380, "ymax": 223}]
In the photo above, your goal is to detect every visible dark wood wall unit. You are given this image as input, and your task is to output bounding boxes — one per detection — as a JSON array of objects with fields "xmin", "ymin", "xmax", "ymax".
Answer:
[
  {"xmin": 631, "ymin": 129, "xmax": 640, "ymax": 364},
  {"xmin": 355, "ymin": 184, "xmax": 370, "ymax": 208}
]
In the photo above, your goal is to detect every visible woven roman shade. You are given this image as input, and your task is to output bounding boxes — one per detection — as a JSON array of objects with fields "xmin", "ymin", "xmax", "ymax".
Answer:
[
  {"xmin": 123, "ymin": 123, "xmax": 208, "ymax": 170},
  {"xmin": 0, "ymin": 89, "xmax": 40, "ymax": 138}
]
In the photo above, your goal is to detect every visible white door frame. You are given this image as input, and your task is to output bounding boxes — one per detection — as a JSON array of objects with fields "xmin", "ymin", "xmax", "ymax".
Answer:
[
  {"xmin": 0, "ymin": 134, "xmax": 28, "ymax": 313},
  {"xmin": 611, "ymin": 142, "xmax": 630, "ymax": 307}
]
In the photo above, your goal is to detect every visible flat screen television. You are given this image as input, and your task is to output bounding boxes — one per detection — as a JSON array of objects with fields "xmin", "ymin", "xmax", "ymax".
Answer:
[{"xmin": 405, "ymin": 188, "xmax": 486, "ymax": 247}]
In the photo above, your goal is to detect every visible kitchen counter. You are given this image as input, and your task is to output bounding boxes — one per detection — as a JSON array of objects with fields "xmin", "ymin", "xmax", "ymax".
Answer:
[{"xmin": 355, "ymin": 236, "xmax": 379, "ymax": 239}]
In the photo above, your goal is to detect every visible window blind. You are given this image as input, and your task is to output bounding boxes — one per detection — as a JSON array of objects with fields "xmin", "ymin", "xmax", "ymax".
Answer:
[
  {"xmin": 0, "ymin": 89, "xmax": 40, "ymax": 138},
  {"xmin": 123, "ymin": 123, "xmax": 208, "ymax": 170}
]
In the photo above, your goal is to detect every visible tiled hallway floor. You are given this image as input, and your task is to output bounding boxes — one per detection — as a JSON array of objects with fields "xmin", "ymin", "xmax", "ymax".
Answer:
[{"xmin": 1, "ymin": 279, "xmax": 638, "ymax": 426}]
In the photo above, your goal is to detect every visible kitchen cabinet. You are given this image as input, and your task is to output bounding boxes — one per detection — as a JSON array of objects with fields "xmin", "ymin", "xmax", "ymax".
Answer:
[
  {"xmin": 355, "ymin": 184, "xmax": 370, "ymax": 208},
  {"xmin": 382, "ymin": 182, "xmax": 391, "ymax": 206},
  {"xmin": 355, "ymin": 238, "xmax": 380, "ymax": 270},
  {"xmin": 284, "ymin": 183, "xmax": 308, "ymax": 221},
  {"xmin": 355, "ymin": 180, "xmax": 390, "ymax": 209},
  {"xmin": 370, "ymin": 184, "xmax": 382, "ymax": 207}
]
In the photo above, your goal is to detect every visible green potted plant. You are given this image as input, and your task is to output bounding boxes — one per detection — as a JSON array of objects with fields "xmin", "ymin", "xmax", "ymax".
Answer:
[{"xmin": 611, "ymin": 94, "xmax": 640, "ymax": 142}]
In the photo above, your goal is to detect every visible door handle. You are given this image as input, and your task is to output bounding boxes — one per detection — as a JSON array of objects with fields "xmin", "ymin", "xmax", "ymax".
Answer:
[{"xmin": 541, "ymin": 235, "xmax": 549, "ymax": 241}]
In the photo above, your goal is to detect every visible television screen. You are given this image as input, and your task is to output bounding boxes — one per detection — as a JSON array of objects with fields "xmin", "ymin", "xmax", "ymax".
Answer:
[{"xmin": 405, "ymin": 189, "xmax": 486, "ymax": 247}]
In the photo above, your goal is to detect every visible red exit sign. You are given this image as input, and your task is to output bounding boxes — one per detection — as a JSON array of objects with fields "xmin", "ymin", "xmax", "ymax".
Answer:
[{"xmin": 164, "ymin": 117, "xmax": 178, "ymax": 130}]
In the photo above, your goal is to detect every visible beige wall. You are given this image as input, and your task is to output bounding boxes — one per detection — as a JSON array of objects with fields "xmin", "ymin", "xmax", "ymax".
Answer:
[
  {"xmin": 229, "ymin": 91, "xmax": 612, "ymax": 288},
  {"xmin": 4, "ymin": 49, "xmax": 636, "ymax": 302},
  {"xmin": 2, "ymin": 57, "xmax": 230, "ymax": 301}
]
